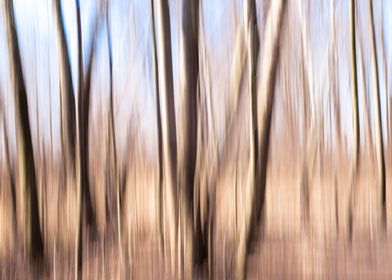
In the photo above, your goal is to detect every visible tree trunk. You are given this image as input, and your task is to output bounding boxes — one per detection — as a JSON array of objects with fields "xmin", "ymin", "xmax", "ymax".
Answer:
[
  {"xmin": 53, "ymin": 0, "xmax": 77, "ymax": 176},
  {"xmin": 75, "ymin": 1, "xmax": 101, "ymax": 276},
  {"xmin": 105, "ymin": 0, "xmax": 123, "ymax": 267},
  {"xmin": 348, "ymin": 0, "xmax": 360, "ymax": 240},
  {"xmin": 2, "ymin": 0, "xmax": 43, "ymax": 260},
  {"xmin": 178, "ymin": 0, "xmax": 200, "ymax": 276},
  {"xmin": 237, "ymin": 0, "xmax": 286, "ymax": 278},
  {"xmin": 149, "ymin": 0, "xmax": 164, "ymax": 257},
  {"xmin": 152, "ymin": 0, "xmax": 178, "ymax": 274},
  {"xmin": 368, "ymin": 0, "xmax": 386, "ymax": 228}
]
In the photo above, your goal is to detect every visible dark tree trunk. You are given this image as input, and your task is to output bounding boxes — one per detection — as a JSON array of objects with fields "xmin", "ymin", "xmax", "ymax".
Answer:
[
  {"xmin": 179, "ymin": 0, "xmax": 203, "ymax": 273},
  {"xmin": 348, "ymin": 0, "xmax": 360, "ymax": 240},
  {"xmin": 149, "ymin": 0, "xmax": 164, "ymax": 253},
  {"xmin": 369, "ymin": 0, "xmax": 386, "ymax": 228},
  {"xmin": 53, "ymin": 0, "xmax": 77, "ymax": 172},
  {"xmin": 152, "ymin": 0, "xmax": 178, "ymax": 274},
  {"xmin": 247, "ymin": 0, "xmax": 260, "ymax": 245},
  {"xmin": 2, "ymin": 0, "xmax": 43, "ymax": 260},
  {"xmin": 75, "ymin": 0, "xmax": 101, "ymax": 274}
]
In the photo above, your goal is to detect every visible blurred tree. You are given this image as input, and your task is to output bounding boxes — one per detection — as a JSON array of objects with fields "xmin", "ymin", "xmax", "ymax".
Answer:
[
  {"xmin": 348, "ymin": 0, "xmax": 360, "ymax": 240},
  {"xmin": 237, "ymin": 0, "xmax": 286, "ymax": 278},
  {"xmin": 53, "ymin": 0, "xmax": 101, "ymax": 276},
  {"xmin": 2, "ymin": 0, "xmax": 43, "ymax": 260},
  {"xmin": 152, "ymin": 0, "xmax": 178, "ymax": 275},
  {"xmin": 75, "ymin": 0, "xmax": 101, "ymax": 276},
  {"xmin": 369, "ymin": 0, "xmax": 386, "ymax": 228},
  {"xmin": 178, "ymin": 0, "xmax": 201, "ymax": 277}
]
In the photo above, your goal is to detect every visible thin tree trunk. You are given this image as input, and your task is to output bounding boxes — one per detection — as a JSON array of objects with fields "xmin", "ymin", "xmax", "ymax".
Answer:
[
  {"xmin": 149, "ymin": 0, "xmax": 164, "ymax": 257},
  {"xmin": 178, "ymin": 0, "xmax": 200, "ymax": 276},
  {"xmin": 2, "ymin": 0, "xmax": 43, "ymax": 259},
  {"xmin": 237, "ymin": 0, "xmax": 286, "ymax": 278},
  {"xmin": 105, "ymin": 0, "xmax": 123, "ymax": 268},
  {"xmin": 300, "ymin": 8, "xmax": 311, "ymax": 230},
  {"xmin": 75, "ymin": 2, "xmax": 101, "ymax": 276},
  {"xmin": 256, "ymin": 0, "xmax": 286, "ymax": 233},
  {"xmin": 380, "ymin": 3, "xmax": 389, "ymax": 143},
  {"xmin": 329, "ymin": 0, "xmax": 342, "ymax": 234},
  {"xmin": 53, "ymin": 0, "xmax": 77, "ymax": 176},
  {"xmin": 152, "ymin": 0, "xmax": 178, "ymax": 274},
  {"xmin": 54, "ymin": 0, "xmax": 80, "ymax": 273},
  {"xmin": 348, "ymin": 0, "xmax": 360, "ymax": 240},
  {"xmin": 245, "ymin": 0, "xmax": 260, "ymax": 247},
  {"xmin": 368, "ymin": 0, "xmax": 386, "ymax": 227},
  {"xmin": 1, "ymin": 105, "xmax": 17, "ymax": 238},
  {"xmin": 357, "ymin": 28, "xmax": 373, "ymax": 155},
  {"xmin": 299, "ymin": 0, "xmax": 314, "ymax": 232}
]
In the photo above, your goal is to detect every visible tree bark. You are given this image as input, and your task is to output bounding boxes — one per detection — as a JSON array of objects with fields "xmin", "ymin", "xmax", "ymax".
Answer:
[
  {"xmin": 2, "ymin": 0, "xmax": 43, "ymax": 260},
  {"xmin": 237, "ymin": 0, "xmax": 286, "ymax": 278},
  {"xmin": 53, "ymin": 0, "xmax": 77, "ymax": 175},
  {"xmin": 246, "ymin": 0, "xmax": 260, "ymax": 248},
  {"xmin": 149, "ymin": 0, "xmax": 164, "ymax": 257},
  {"xmin": 152, "ymin": 0, "xmax": 178, "ymax": 274},
  {"xmin": 368, "ymin": 0, "xmax": 386, "ymax": 227},
  {"xmin": 178, "ymin": 0, "xmax": 201, "ymax": 276},
  {"xmin": 348, "ymin": 0, "xmax": 360, "ymax": 240},
  {"xmin": 75, "ymin": 1, "xmax": 101, "ymax": 276}
]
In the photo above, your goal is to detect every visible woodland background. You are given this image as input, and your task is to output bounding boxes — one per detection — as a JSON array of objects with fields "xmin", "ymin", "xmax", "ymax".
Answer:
[{"xmin": 1, "ymin": 0, "xmax": 392, "ymax": 278}]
